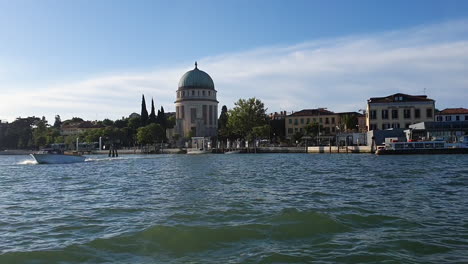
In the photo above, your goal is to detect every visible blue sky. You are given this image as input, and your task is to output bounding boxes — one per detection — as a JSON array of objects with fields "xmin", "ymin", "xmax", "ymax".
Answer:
[{"xmin": 1, "ymin": 0, "xmax": 468, "ymax": 122}]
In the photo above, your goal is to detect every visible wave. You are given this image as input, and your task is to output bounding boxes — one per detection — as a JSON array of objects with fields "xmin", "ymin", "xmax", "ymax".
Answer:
[
  {"xmin": 0, "ymin": 209, "xmax": 348, "ymax": 263},
  {"xmin": 16, "ymin": 159, "xmax": 37, "ymax": 165}
]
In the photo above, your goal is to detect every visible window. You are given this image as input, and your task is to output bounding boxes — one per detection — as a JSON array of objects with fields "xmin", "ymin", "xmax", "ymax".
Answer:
[
  {"xmin": 202, "ymin": 105, "xmax": 207, "ymax": 125},
  {"xmin": 436, "ymin": 116, "xmax": 442, "ymax": 122},
  {"xmin": 182, "ymin": 91, "xmax": 185, "ymax": 96},
  {"xmin": 325, "ymin": 118, "xmax": 329, "ymax": 124},
  {"xmin": 295, "ymin": 128, "xmax": 298, "ymax": 132},
  {"xmin": 198, "ymin": 91, "xmax": 200, "ymax": 96},
  {"xmin": 445, "ymin": 116, "xmax": 452, "ymax": 121},
  {"xmin": 294, "ymin": 119, "xmax": 298, "ymax": 125},
  {"xmin": 288, "ymin": 128, "xmax": 293, "ymax": 134},
  {"xmin": 391, "ymin": 123, "xmax": 400, "ymax": 128},
  {"xmin": 370, "ymin": 110, "xmax": 377, "ymax": 120},
  {"xmin": 332, "ymin": 127, "xmax": 335, "ymax": 133},
  {"xmin": 288, "ymin": 119, "xmax": 292, "ymax": 124},
  {"xmin": 392, "ymin": 109, "xmax": 398, "ymax": 119},
  {"xmin": 203, "ymin": 91, "xmax": 205, "ymax": 96},
  {"xmin": 404, "ymin": 109, "xmax": 411, "ymax": 119},
  {"xmin": 465, "ymin": 115, "xmax": 468, "ymax": 121},
  {"xmin": 382, "ymin": 123, "xmax": 390, "ymax": 129},
  {"xmin": 306, "ymin": 118, "xmax": 310, "ymax": 124},
  {"xmin": 415, "ymin": 109, "xmax": 421, "ymax": 118},
  {"xmin": 370, "ymin": 124, "xmax": 377, "ymax": 131},
  {"xmin": 319, "ymin": 118, "xmax": 323, "ymax": 123},
  {"xmin": 300, "ymin": 118, "xmax": 304, "ymax": 124},
  {"xmin": 190, "ymin": 108, "xmax": 196, "ymax": 123},
  {"xmin": 331, "ymin": 117, "xmax": 335, "ymax": 124},
  {"xmin": 382, "ymin": 110, "xmax": 389, "ymax": 119},
  {"xmin": 208, "ymin": 91, "xmax": 211, "ymax": 96},
  {"xmin": 405, "ymin": 123, "xmax": 411, "ymax": 128},
  {"xmin": 426, "ymin": 109, "xmax": 433, "ymax": 118},
  {"xmin": 209, "ymin": 105, "xmax": 213, "ymax": 125},
  {"xmin": 456, "ymin": 115, "xmax": 460, "ymax": 121},
  {"xmin": 300, "ymin": 128, "xmax": 304, "ymax": 133},
  {"xmin": 191, "ymin": 90, "xmax": 195, "ymax": 96}
]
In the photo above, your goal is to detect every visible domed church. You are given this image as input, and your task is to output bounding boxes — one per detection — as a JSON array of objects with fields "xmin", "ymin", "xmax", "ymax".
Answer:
[{"xmin": 175, "ymin": 62, "xmax": 218, "ymax": 138}]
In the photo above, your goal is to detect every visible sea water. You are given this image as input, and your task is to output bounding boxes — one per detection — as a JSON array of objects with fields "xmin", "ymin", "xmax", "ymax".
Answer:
[{"xmin": 0, "ymin": 154, "xmax": 467, "ymax": 263}]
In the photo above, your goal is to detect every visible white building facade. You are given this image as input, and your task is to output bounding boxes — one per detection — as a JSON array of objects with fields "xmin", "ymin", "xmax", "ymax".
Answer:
[{"xmin": 175, "ymin": 63, "xmax": 218, "ymax": 138}]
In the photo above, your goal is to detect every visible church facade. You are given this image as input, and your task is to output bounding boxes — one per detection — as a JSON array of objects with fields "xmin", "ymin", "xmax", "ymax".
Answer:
[{"xmin": 175, "ymin": 62, "xmax": 219, "ymax": 138}]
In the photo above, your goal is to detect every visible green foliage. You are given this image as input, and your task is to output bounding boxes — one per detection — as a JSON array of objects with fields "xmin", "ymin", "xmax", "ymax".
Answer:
[
  {"xmin": 53, "ymin": 115, "xmax": 62, "ymax": 128},
  {"xmin": 251, "ymin": 125, "xmax": 270, "ymax": 140},
  {"xmin": 137, "ymin": 123, "xmax": 165, "ymax": 145},
  {"xmin": 292, "ymin": 131, "xmax": 303, "ymax": 143},
  {"xmin": 149, "ymin": 99, "xmax": 157, "ymax": 123},
  {"xmin": 342, "ymin": 114, "xmax": 358, "ymax": 131},
  {"xmin": 166, "ymin": 115, "xmax": 176, "ymax": 129},
  {"xmin": 141, "ymin": 95, "xmax": 149, "ymax": 126},
  {"xmin": 304, "ymin": 122, "xmax": 319, "ymax": 136},
  {"xmin": 226, "ymin": 98, "xmax": 268, "ymax": 139},
  {"xmin": 102, "ymin": 119, "xmax": 114, "ymax": 127}
]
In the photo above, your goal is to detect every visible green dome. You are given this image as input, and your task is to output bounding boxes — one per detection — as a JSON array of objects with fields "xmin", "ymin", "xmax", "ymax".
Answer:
[{"xmin": 178, "ymin": 62, "xmax": 215, "ymax": 90}]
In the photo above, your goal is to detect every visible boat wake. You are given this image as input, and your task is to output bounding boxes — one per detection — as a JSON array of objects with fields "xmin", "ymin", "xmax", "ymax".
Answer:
[{"xmin": 17, "ymin": 159, "xmax": 38, "ymax": 165}]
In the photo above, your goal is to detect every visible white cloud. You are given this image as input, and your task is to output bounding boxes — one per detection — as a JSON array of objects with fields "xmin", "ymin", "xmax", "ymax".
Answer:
[{"xmin": 1, "ymin": 19, "xmax": 468, "ymax": 122}]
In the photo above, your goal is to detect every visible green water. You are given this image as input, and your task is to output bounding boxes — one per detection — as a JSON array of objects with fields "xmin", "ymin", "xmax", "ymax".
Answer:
[{"xmin": 0, "ymin": 154, "xmax": 467, "ymax": 263}]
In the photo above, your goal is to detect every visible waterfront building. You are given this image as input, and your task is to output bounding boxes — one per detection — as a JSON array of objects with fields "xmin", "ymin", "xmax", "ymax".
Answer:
[
  {"xmin": 285, "ymin": 108, "xmax": 338, "ymax": 139},
  {"xmin": 60, "ymin": 121, "xmax": 103, "ymax": 136},
  {"xmin": 285, "ymin": 109, "xmax": 365, "ymax": 139},
  {"xmin": 435, "ymin": 108, "xmax": 468, "ymax": 122},
  {"xmin": 409, "ymin": 121, "xmax": 468, "ymax": 142},
  {"xmin": 175, "ymin": 62, "xmax": 218, "ymax": 138},
  {"xmin": 366, "ymin": 93, "xmax": 435, "ymax": 131}
]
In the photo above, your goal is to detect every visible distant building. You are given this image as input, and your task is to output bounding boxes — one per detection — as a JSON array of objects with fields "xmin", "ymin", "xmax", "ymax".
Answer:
[
  {"xmin": 435, "ymin": 108, "xmax": 468, "ymax": 122},
  {"xmin": 60, "ymin": 121, "xmax": 104, "ymax": 136},
  {"xmin": 269, "ymin": 111, "xmax": 287, "ymax": 120},
  {"xmin": 285, "ymin": 108, "xmax": 337, "ymax": 139},
  {"xmin": 366, "ymin": 93, "xmax": 435, "ymax": 131},
  {"xmin": 175, "ymin": 62, "xmax": 218, "ymax": 138},
  {"xmin": 409, "ymin": 121, "xmax": 468, "ymax": 142},
  {"xmin": 336, "ymin": 112, "xmax": 366, "ymax": 132},
  {"xmin": 285, "ymin": 109, "xmax": 365, "ymax": 139}
]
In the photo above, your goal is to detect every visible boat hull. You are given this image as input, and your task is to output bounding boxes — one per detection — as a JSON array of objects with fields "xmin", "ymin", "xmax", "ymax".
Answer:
[
  {"xmin": 30, "ymin": 154, "xmax": 87, "ymax": 164},
  {"xmin": 376, "ymin": 148, "xmax": 468, "ymax": 155},
  {"xmin": 186, "ymin": 149, "xmax": 212, "ymax": 155}
]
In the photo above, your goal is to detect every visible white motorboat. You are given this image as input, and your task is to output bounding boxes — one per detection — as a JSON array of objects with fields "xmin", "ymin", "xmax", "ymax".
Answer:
[
  {"xmin": 30, "ymin": 150, "xmax": 86, "ymax": 164},
  {"xmin": 224, "ymin": 150, "xmax": 241, "ymax": 154},
  {"xmin": 186, "ymin": 148, "xmax": 212, "ymax": 155}
]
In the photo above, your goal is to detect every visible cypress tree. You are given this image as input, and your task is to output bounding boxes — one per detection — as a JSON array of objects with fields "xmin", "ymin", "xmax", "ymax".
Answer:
[
  {"xmin": 140, "ymin": 95, "xmax": 149, "ymax": 126},
  {"xmin": 149, "ymin": 98, "xmax": 157, "ymax": 123},
  {"xmin": 159, "ymin": 106, "xmax": 166, "ymax": 130}
]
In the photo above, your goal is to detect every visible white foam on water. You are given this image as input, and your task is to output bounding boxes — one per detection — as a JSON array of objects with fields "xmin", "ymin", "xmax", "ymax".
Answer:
[{"xmin": 17, "ymin": 159, "xmax": 38, "ymax": 165}]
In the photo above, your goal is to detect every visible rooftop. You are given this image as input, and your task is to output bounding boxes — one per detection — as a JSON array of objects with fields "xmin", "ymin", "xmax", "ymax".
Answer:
[
  {"xmin": 368, "ymin": 93, "xmax": 434, "ymax": 103},
  {"xmin": 288, "ymin": 108, "xmax": 335, "ymax": 117},
  {"xmin": 437, "ymin": 108, "xmax": 468, "ymax": 115}
]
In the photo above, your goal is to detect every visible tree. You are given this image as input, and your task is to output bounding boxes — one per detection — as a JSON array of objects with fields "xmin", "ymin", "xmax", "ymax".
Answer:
[
  {"xmin": 251, "ymin": 125, "xmax": 270, "ymax": 140},
  {"xmin": 149, "ymin": 98, "xmax": 157, "ymax": 123},
  {"xmin": 342, "ymin": 114, "xmax": 358, "ymax": 132},
  {"xmin": 32, "ymin": 119, "xmax": 48, "ymax": 148},
  {"xmin": 137, "ymin": 123, "xmax": 165, "ymax": 145},
  {"xmin": 227, "ymin": 98, "xmax": 268, "ymax": 139},
  {"xmin": 304, "ymin": 122, "xmax": 319, "ymax": 137},
  {"xmin": 159, "ymin": 106, "xmax": 166, "ymax": 129},
  {"xmin": 102, "ymin": 118, "xmax": 114, "ymax": 127},
  {"xmin": 140, "ymin": 95, "xmax": 149, "ymax": 126},
  {"xmin": 53, "ymin": 115, "xmax": 62, "ymax": 128},
  {"xmin": 218, "ymin": 105, "xmax": 230, "ymax": 140}
]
